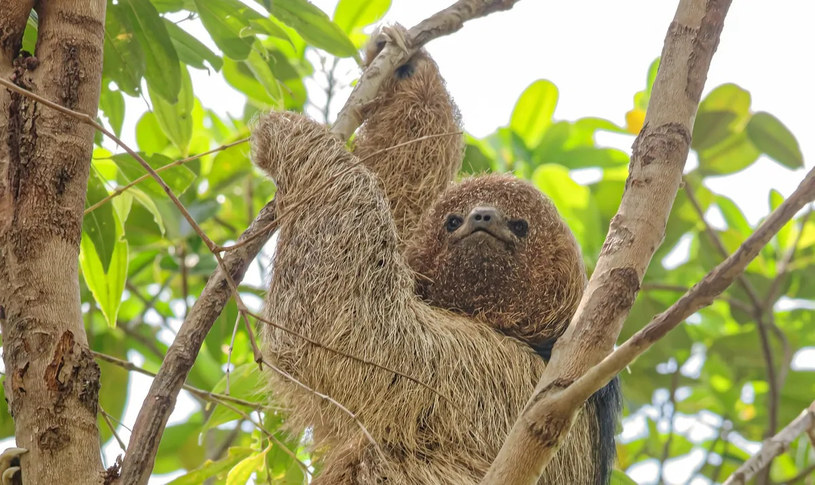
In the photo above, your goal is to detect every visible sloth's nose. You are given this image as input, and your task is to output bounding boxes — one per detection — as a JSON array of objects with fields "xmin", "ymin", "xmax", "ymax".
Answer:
[{"xmin": 468, "ymin": 206, "xmax": 501, "ymax": 227}]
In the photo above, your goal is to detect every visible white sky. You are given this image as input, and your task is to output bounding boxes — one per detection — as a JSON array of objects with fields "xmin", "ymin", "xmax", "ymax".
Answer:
[{"xmin": 8, "ymin": 2, "xmax": 810, "ymax": 484}]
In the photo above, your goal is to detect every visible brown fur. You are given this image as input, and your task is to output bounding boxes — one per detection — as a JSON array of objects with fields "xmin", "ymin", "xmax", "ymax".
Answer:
[
  {"xmin": 405, "ymin": 175, "xmax": 586, "ymax": 347},
  {"xmin": 353, "ymin": 26, "xmax": 463, "ymax": 245},
  {"xmin": 252, "ymin": 112, "xmax": 597, "ymax": 484}
]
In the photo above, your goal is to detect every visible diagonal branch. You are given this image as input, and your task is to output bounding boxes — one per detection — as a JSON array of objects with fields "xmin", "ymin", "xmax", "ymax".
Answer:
[
  {"xmin": 723, "ymin": 400, "xmax": 815, "ymax": 485},
  {"xmin": 482, "ymin": 1, "xmax": 733, "ymax": 482}
]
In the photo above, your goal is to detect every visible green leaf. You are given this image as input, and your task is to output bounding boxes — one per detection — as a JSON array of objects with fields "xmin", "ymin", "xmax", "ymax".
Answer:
[
  {"xmin": 100, "ymin": 85, "xmax": 125, "ymax": 137},
  {"xmin": 163, "ymin": 19, "xmax": 223, "ymax": 71},
  {"xmin": 245, "ymin": 48, "xmax": 284, "ymax": 103},
  {"xmin": 693, "ymin": 84, "xmax": 751, "ymax": 151},
  {"xmin": 112, "ymin": 153, "xmax": 196, "ymax": 199},
  {"xmin": 122, "ymin": 0, "xmax": 180, "ymax": 103},
  {"xmin": 148, "ymin": 64, "xmax": 194, "ymax": 154},
  {"xmin": 222, "ymin": 57, "xmax": 279, "ymax": 107},
  {"xmin": 698, "ymin": 132, "xmax": 760, "ymax": 176},
  {"xmin": 269, "ymin": 0, "xmax": 357, "ymax": 58},
  {"xmin": 83, "ymin": 171, "xmax": 117, "ymax": 271},
  {"xmin": 333, "ymin": 0, "xmax": 391, "ymax": 33},
  {"xmin": 746, "ymin": 112, "xmax": 804, "ymax": 169},
  {"xmin": 135, "ymin": 111, "xmax": 170, "ymax": 154},
  {"xmin": 167, "ymin": 447, "xmax": 254, "ymax": 484},
  {"xmin": 80, "ymin": 232, "xmax": 128, "ymax": 327},
  {"xmin": 203, "ymin": 364, "xmax": 265, "ymax": 430},
  {"xmin": 103, "ymin": 5, "xmax": 145, "ymax": 96},
  {"xmin": 194, "ymin": 0, "xmax": 256, "ymax": 60},
  {"xmin": 227, "ymin": 445, "xmax": 271, "ymax": 485},
  {"xmin": 510, "ymin": 79, "xmax": 558, "ymax": 148}
]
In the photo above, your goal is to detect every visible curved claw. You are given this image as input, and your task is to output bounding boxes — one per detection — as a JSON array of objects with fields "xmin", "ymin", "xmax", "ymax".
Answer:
[
  {"xmin": 0, "ymin": 448, "xmax": 26, "ymax": 485},
  {"xmin": 1, "ymin": 466, "xmax": 20, "ymax": 485},
  {"xmin": 379, "ymin": 25, "xmax": 409, "ymax": 55}
]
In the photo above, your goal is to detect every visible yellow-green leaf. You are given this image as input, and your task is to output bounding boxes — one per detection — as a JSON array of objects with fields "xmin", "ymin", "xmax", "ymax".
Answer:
[{"xmin": 510, "ymin": 79, "xmax": 558, "ymax": 148}]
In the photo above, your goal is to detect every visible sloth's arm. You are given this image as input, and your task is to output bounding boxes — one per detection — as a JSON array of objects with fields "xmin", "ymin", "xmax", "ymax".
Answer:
[
  {"xmin": 252, "ymin": 111, "xmax": 540, "ymax": 451},
  {"xmin": 353, "ymin": 27, "xmax": 462, "ymax": 243}
]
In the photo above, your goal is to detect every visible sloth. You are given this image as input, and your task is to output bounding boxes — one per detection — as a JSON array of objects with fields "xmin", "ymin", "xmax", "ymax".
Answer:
[{"xmin": 253, "ymin": 28, "xmax": 620, "ymax": 485}]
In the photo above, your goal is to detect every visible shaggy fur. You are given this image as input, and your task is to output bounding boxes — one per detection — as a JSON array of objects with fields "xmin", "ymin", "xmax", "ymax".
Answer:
[
  {"xmin": 253, "ymin": 35, "xmax": 619, "ymax": 484},
  {"xmin": 253, "ymin": 112, "xmax": 597, "ymax": 483},
  {"xmin": 405, "ymin": 175, "xmax": 586, "ymax": 347},
  {"xmin": 353, "ymin": 26, "xmax": 463, "ymax": 244}
]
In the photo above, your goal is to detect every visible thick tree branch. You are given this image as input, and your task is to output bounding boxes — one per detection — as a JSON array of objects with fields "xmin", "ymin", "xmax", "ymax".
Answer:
[
  {"xmin": 0, "ymin": 1, "xmax": 108, "ymax": 483},
  {"xmin": 331, "ymin": 0, "xmax": 521, "ymax": 140},
  {"xmin": 540, "ymin": 166, "xmax": 815, "ymax": 429},
  {"xmin": 481, "ymin": 1, "xmax": 732, "ymax": 483},
  {"xmin": 723, "ymin": 401, "xmax": 815, "ymax": 485}
]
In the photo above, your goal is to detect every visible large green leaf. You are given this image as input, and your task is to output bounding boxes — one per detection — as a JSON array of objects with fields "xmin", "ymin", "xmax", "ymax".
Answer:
[
  {"xmin": 698, "ymin": 132, "xmax": 760, "ymax": 175},
  {"xmin": 692, "ymin": 83, "xmax": 751, "ymax": 151},
  {"xmin": 83, "ymin": 171, "xmax": 118, "ymax": 271},
  {"xmin": 333, "ymin": 0, "xmax": 391, "ymax": 45},
  {"xmin": 163, "ymin": 19, "xmax": 224, "ymax": 71},
  {"xmin": 269, "ymin": 0, "xmax": 357, "ymax": 58},
  {"xmin": 194, "ymin": 0, "xmax": 257, "ymax": 60},
  {"xmin": 99, "ymin": 84, "xmax": 125, "ymax": 137},
  {"xmin": 510, "ymin": 79, "xmax": 558, "ymax": 148},
  {"xmin": 227, "ymin": 445, "xmax": 271, "ymax": 485},
  {"xmin": 148, "ymin": 64, "xmax": 194, "ymax": 154},
  {"xmin": 122, "ymin": 0, "xmax": 180, "ymax": 103},
  {"xmin": 746, "ymin": 112, "xmax": 804, "ymax": 169},
  {"xmin": 167, "ymin": 447, "xmax": 254, "ymax": 484},
  {"xmin": 103, "ymin": 5, "xmax": 145, "ymax": 96},
  {"xmin": 79, "ymin": 232, "xmax": 128, "ymax": 327}
]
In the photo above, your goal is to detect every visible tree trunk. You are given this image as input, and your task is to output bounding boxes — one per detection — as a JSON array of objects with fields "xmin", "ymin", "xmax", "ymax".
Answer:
[{"xmin": 0, "ymin": 1, "xmax": 107, "ymax": 483}]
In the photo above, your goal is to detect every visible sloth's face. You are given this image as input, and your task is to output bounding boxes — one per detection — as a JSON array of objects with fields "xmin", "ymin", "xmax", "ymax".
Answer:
[{"xmin": 405, "ymin": 174, "xmax": 586, "ymax": 346}]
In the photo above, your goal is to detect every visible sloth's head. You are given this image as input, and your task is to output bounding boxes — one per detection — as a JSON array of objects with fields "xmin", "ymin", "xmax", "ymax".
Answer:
[{"xmin": 405, "ymin": 174, "xmax": 586, "ymax": 347}]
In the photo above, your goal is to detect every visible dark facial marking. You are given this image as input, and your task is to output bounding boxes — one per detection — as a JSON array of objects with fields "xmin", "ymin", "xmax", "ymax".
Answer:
[
  {"xmin": 445, "ymin": 214, "xmax": 463, "ymax": 233},
  {"xmin": 509, "ymin": 219, "xmax": 528, "ymax": 238}
]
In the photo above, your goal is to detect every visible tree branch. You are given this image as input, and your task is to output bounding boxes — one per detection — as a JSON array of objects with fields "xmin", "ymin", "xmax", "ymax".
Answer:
[
  {"xmin": 723, "ymin": 400, "xmax": 815, "ymax": 485},
  {"xmin": 330, "ymin": 0, "xmax": 521, "ymax": 140},
  {"xmin": 482, "ymin": 1, "xmax": 733, "ymax": 482}
]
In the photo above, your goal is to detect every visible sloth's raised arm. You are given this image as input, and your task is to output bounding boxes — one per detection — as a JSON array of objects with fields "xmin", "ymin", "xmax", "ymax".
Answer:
[
  {"xmin": 353, "ymin": 27, "xmax": 463, "ymax": 244},
  {"xmin": 251, "ymin": 111, "xmax": 544, "ymax": 454}
]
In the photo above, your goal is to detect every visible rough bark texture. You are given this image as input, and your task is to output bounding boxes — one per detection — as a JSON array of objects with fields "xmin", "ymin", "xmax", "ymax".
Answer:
[
  {"xmin": 0, "ymin": 0, "xmax": 108, "ymax": 484},
  {"xmin": 481, "ymin": 1, "xmax": 732, "ymax": 483}
]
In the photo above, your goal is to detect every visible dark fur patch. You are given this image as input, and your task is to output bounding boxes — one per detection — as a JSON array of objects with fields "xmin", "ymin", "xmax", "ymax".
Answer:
[
  {"xmin": 395, "ymin": 63, "xmax": 415, "ymax": 79},
  {"xmin": 589, "ymin": 375, "xmax": 622, "ymax": 485}
]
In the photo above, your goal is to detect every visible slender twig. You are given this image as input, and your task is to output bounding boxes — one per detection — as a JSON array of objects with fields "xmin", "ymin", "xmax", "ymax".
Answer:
[
  {"xmin": 83, "ymin": 137, "xmax": 249, "ymax": 215},
  {"xmin": 208, "ymin": 393, "xmax": 311, "ymax": 477},
  {"xmin": 642, "ymin": 282, "xmax": 753, "ymax": 314},
  {"xmin": 723, "ymin": 401, "xmax": 815, "ymax": 485},
  {"xmin": 100, "ymin": 406, "xmax": 128, "ymax": 453},
  {"xmin": 261, "ymin": 358, "xmax": 382, "ymax": 459},
  {"xmin": 91, "ymin": 351, "xmax": 263, "ymax": 410},
  {"xmin": 225, "ymin": 313, "xmax": 242, "ymax": 395}
]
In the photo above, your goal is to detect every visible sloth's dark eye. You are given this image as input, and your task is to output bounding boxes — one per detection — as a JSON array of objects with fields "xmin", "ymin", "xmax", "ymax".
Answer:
[
  {"xmin": 445, "ymin": 214, "xmax": 463, "ymax": 233},
  {"xmin": 509, "ymin": 219, "xmax": 529, "ymax": 238}
]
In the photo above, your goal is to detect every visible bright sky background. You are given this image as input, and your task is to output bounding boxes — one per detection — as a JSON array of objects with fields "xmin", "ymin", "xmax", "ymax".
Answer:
[{"xmin": 6, "ymin": 2, "xmax": 814, "ymax": 484}]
